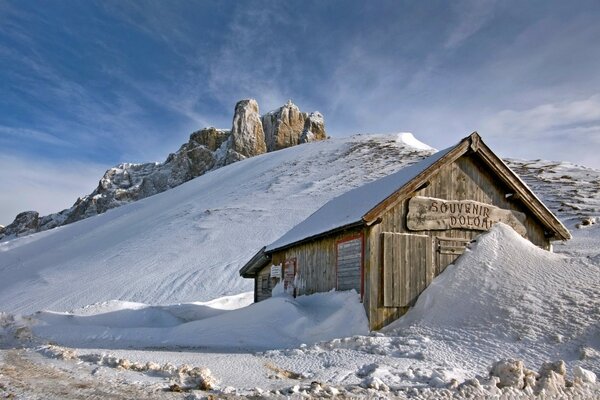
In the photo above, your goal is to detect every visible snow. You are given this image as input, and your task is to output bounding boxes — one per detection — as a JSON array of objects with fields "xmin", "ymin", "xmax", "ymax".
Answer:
[
  {"xmin": 396, "ymin": 132, "xmax": 435, "ymax": 151},
  {"xmin": 1, "ymin": 133, "xmax": 599, "ymax": 398},
  {"xmin": 31, "ymin": 290, "xmax": 368, "ymax": 350},
  {"xmin": 386, "ymin": 223, "xmax": 599, "ymax": 372},
  {"xmin": 0, "ymin": 134, "xmax": 427, "ymax": 314}
]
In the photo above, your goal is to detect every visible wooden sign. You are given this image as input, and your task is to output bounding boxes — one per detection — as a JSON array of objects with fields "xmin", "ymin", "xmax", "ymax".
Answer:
[{"xmin": 407, "ymin": 196, "xmax": 527, "ymax": 235}]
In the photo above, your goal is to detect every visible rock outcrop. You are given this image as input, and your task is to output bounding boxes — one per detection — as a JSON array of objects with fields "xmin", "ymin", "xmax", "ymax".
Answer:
[
  {"xmin": 262, "ymin": 100, "xmax": 327, "ymax": 151},
  {"xmin": 1, "ymin": 99, "xmax": 326, "ymax": 241},
  {"xmin": 230, "ymin": 99, "xmax": 266, "ymax": 158},
  {"xmin": 300, "ymin": 112, "xmax": 326, "ymax": 144},
  {"xmin": 0, "ymin": 211, "xmax": 40, "ymax": 239}
]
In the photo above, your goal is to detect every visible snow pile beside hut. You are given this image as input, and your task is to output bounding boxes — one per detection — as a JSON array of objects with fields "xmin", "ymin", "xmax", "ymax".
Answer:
[{"xmin": 29, "ymin": 289, "xmax": 368, "ymax": 350}]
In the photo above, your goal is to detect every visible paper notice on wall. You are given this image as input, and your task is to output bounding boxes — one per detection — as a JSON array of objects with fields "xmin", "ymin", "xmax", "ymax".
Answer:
[{"xmin": 270, "ymin": 264, "xmax": 282, "ymax": 279}]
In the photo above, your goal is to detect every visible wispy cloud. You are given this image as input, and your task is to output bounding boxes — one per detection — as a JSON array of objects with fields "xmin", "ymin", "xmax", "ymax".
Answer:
[
  {"xmin": 0, "ymin": 126, "xmax": 72, "ymax": 147},
  {"xmin": 206, "ymin": 5, "xmax": 293, "ymax": 113},
  {"xmin": 481, "ymin": 94, "xmax": 600, "ymax": 137},
  {"xmin": 444, "ymin": 0, "xmax": 497, "ymax": 49}
]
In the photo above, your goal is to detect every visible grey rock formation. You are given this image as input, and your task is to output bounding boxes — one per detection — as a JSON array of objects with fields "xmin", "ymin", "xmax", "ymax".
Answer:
[
  {"xmin": 0, "ymin": 211, "xmax": 39, "ymax": 239},
  {"xmin": 0, "ymin": 99, "xmax": 326, "ymax": 241},
  {"xmin": 300, "ymin": 112, "xmax": 327, "ymax": 144},
  {"xmin": 230, "ymin": 99, "xmax": 266, "ymax": 158},
  {"xmin": 262, "ymin": 100, "xmax": 308, "ymax": 151}
]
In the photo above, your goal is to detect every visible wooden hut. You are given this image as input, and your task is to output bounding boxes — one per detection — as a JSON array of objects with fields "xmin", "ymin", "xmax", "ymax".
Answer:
[{"xmin": 239, "ymin": 132, "xmax": 570, "ymax": 330}]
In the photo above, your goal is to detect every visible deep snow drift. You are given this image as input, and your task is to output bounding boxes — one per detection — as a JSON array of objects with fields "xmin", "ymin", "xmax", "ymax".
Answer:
[
  {"xmin": 387, "ymin": 223, "xmax": 599, "ymax": 373},
  {"xmin": 31, "ymin": 289, "xmax": 369, "ymax": 350}
]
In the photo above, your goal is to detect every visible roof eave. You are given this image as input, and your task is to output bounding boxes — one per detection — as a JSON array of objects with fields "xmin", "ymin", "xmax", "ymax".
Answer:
[
  {"xmin": 362, "ymin": 135, "xmax": 471, "ymax": 223},
  {"xmin": 474, "ymin": 142, "xmax": 571, "ymax": 241},
  {"xmin": 239, "ymin": 247, "xmax": 271, "ymax": 278},
  {"xmin": 265, "ymin": 220, "xmax": 365, "ymax": 254}
]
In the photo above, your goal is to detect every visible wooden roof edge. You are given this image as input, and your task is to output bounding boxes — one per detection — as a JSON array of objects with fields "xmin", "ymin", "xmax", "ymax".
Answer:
[
  {"xmin": 265, "ymin": 220, "xmax": 366, "ymax": 254},
  {"xmin": 362, "ymin": 136, "xmax": 471, "ymax": 223},
  {"xmin": 474, "ymin": 140, "xmax": 572, "ymax": 241},
  {"xmin": 239, "ymin": 247, "xmax": 271, "ymax": 278}
]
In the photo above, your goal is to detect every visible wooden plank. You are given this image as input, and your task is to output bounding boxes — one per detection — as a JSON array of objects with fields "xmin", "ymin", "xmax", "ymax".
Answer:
[
  {"xmin": 382, "ymin": 232, "xmax": 431, "ymax": 308},
  {"xmin": 383, "ymin": 233, "xmax": 393, "ymax": 307}
]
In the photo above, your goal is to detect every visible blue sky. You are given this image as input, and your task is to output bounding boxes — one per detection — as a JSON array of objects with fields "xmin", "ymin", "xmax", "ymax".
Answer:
[{"xmin": 1, "ymin": 0, "xmax": 600, "ymax": 225}]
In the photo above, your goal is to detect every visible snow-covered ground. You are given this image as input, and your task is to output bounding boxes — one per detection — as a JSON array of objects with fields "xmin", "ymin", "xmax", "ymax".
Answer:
[
  {"xmin": 1, "ymin": 134, "xmax": 599, "ymax": 398},
  {"xmin": 0, "ymin": 134, "xmax": 430, "ymax": 314}
]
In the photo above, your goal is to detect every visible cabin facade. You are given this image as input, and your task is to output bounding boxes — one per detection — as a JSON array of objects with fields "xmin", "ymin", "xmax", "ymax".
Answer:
[{"xmin": 240, "ymin": 133, "xmax": 570, "ymax": 330}]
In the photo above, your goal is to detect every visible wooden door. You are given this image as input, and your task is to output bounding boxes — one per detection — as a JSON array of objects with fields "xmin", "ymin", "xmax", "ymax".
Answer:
[
  {"xmin": 336, "ymin": 235, "xmax": 363, "ymax": 296},
  {"xmin": 382, "ymin": 232, "xmax": 433, "ymax": 307}
]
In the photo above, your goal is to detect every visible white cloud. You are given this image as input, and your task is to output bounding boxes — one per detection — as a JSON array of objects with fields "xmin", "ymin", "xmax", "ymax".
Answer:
[
  {"xmin": 0, "ymin": 155, "xmax": 107, "ymax": 226},
  {"xmin": 481, "ymin": 94, "xmax": 600, "ymax": 137}
]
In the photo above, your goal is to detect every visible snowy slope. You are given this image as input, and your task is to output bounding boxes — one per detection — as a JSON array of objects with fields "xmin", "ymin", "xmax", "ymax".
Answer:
[
  {"xmin": 1, "ymin": 133, "xmax": 600, "ymax": 398},
  {"xmin": 0, "ymin": 134, "xmax": 429, "ymax": 314}
]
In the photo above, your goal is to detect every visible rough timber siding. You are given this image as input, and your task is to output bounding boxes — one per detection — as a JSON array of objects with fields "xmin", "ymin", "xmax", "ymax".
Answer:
[
  {"xmin": 382, "ymin": 233, "xmax": 433, "ymax": 307},
  {"xmin": 365, "ymin": 154, "xmax": 551, "ymax": 330},
  {"xmin": 256, "ymin": 267, "xmax": 272, "ymax": 302},
  {"xmin": 256, "ymin": 229, "xmax": 364, "ymax": 299}
]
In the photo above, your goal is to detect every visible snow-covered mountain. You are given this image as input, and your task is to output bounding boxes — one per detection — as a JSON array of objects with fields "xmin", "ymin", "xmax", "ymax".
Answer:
[
  {"xmin": 0, "ymin": 133, "xmax": 433, "ymax": 313},
  {"xmin": 0, "ymin": 99, "xmax": 326, "ymax": 242}
]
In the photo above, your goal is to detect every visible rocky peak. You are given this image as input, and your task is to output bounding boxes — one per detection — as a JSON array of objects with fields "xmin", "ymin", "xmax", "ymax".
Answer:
[
  {"xmin": 262, "ymin": 100, "xmax": 317, "ymax": 151},
  {"xmin": 0, "ymin": 98, "xmax": 327, "ymax": 242},
  {"xmin": 188, "ymin": 127, "xmax": 230, "ymax": 152},
  {"xmin": 300, "ymin": 112, "xmax": 326, "ymax": 144},
  {"xmin": 230, "ymin": 99, "xmax": 266, "ymax": 159}
]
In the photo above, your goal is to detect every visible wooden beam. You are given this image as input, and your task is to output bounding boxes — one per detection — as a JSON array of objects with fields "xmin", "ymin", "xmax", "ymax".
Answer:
[{"xmin": 363, "ymin": 139, "xmax": 471, "ymax": 224}]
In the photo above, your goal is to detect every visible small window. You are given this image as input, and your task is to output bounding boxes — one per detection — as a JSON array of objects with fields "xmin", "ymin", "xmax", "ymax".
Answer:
[
  {"xmin": 336, "ymin": 235, "xmax": 363, "ymax": 296},
  {"xmin": 261, "ymin": 276, "xmax": 270, "ymax": 292}
]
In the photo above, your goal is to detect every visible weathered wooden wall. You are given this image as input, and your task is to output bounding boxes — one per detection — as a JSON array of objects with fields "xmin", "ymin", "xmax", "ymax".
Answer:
[
  {"xmin": 381, "ymin": 232, "xmax": 433, "ymax": 307},
  {"xmin": 254, "ymin": 228, "xmax": 364, "ymax": 300},
  {"xmin": 365, "ymin": 153, "xmax": 551, "ymax": 329}
]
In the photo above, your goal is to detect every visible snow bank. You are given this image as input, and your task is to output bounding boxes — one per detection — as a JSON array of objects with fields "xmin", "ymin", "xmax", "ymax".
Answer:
[
  {"xmin": 395, "ymin": 132, "xmax": 435, "ymax": 151},
  {"xmin": 31, "ymin": 290, "xmax": 368, "ymax": 351},
  {"xmin": 387, "ymin": 223, "xmax": 600, "ymax": 372}
]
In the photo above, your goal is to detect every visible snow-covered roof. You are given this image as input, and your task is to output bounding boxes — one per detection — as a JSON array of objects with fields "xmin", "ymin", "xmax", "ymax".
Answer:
[{"xmin": 265, "ymin": 145, "xmax": 455, "ymax": 252}]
